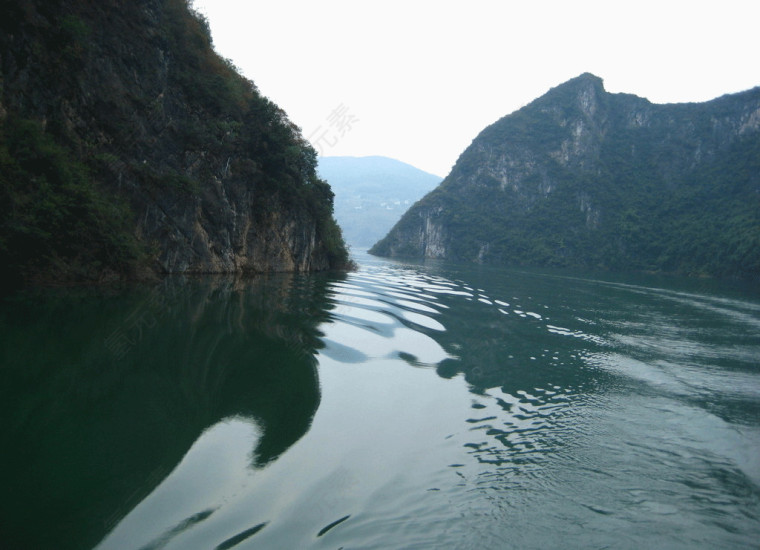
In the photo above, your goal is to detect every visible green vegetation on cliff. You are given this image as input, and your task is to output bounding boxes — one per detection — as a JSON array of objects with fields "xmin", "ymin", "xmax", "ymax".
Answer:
[
  {"xmin": 371, "ymin": 74, "xmax": 760, "ymax": 279},
  {"xmin": 0, "ymin": 0, "xmax": 349, "ymax": 285},
  {"xmin": 0, "ymin": 118, "xmax": 142, "ymax": 283}
]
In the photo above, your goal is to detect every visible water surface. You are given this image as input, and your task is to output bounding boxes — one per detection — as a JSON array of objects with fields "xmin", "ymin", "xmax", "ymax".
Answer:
[{"xmin": 1, "ymin": 257, "xmax": 759, "ymax": 549}]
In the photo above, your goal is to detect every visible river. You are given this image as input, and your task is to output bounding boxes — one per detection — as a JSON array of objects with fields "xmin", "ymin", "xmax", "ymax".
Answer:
[{"xmin": 1, "ymin": 254, "xmax": 759, "ymax": 549}]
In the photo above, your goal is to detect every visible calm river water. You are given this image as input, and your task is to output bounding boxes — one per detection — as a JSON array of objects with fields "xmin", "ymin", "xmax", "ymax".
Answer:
[{"xmin": 1, "ymin": 254, "xmax": 759, "ymax": 549}]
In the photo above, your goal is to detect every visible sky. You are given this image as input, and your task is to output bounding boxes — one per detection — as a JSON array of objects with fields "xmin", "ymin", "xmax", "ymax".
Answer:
[{"xmin": 192, "ymin": 0, "xmax": 759, "ymax": 177}]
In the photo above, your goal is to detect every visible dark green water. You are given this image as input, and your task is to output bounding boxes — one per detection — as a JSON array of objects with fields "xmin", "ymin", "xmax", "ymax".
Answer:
[{"xmin": 1, "ymin": 255, "xmax": 759, "ymax": 549}]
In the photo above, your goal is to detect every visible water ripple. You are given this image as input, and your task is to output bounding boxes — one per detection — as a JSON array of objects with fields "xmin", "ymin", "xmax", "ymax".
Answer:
[{"xmin": 86, "ymin": 260, "xmax": 760, "ymax": 549}]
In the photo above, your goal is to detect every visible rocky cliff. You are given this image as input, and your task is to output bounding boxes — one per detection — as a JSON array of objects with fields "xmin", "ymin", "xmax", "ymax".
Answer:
[
  {"xmin": 0, "ymin": 0, "xmax": 349, "ymax": 284},
  {"xmin": 370, "ymin": 74, "xmax": 760, "ymax": 278}
]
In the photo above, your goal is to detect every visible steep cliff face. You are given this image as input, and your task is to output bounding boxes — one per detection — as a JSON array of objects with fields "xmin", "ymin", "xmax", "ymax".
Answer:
[
  {"xmin": 370, "ymin": 74, "xmax": 760, "ymax": 278},
  {"xmin": 0, "ymin": 0, "xmax": 348, "ymax": 284}
]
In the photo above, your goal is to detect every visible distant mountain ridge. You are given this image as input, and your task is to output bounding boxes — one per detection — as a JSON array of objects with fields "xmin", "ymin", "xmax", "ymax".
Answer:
[
  {"xmin": 318, "ymin": 156, "xmax": 441, "ymax": 247},
  {"xmin": 370, "ymin": 74, "xmax": 760, "ymax": 278}
]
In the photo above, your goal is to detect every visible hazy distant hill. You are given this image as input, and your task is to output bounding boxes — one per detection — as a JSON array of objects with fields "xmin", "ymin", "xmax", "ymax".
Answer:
[
  {"xmin": 370, "ymin": 74, "xmax": 760, "ymax": 279},
  {"xmin": 317, "ymin": 156, "xmax": 442, "ymax": 247}
]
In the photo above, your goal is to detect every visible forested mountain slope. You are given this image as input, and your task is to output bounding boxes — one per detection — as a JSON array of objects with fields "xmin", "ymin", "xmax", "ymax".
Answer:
[
  {"xmin": 370, "ymin": 74, "xmax": 760, "ymax": 279},
  {"xmin": 0, "ymin": 0, "xmax": 349, "ymax": 285}
]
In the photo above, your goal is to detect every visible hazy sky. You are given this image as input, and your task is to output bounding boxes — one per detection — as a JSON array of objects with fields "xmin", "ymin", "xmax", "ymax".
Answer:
[{"xmin": 192, "ymin": 0, "xmax": 759, "ymax": 177}]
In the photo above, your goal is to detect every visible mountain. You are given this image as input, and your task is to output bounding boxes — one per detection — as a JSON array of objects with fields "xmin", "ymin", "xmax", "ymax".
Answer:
[
  {"xmin": 0, "ymin": 0, "xmax": 349, "ymax": 285},
  {"xmin": 370, "ymin": 73, "xmax": 760, "ymax": 279},
  {"xmin": 317, "ymin": 156, "xmax": 442, "ymax": 248}
]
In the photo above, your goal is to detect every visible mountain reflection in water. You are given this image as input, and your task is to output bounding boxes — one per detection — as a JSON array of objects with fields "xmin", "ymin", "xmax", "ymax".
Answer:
[
  {"xmin": 1, "ymin": 256, "xmax": 759, "ymax": 549},
  {"xmin": 0, "ymin": 274, "xmax": 332, "ymax": 550}
]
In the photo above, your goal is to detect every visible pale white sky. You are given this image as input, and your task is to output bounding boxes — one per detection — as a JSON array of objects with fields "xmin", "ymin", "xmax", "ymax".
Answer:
[{"xmin": 192, "ymin": 0, "xmax": 759, "ymax": 177}]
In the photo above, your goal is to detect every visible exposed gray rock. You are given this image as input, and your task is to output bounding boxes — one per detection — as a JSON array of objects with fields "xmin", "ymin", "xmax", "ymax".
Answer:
[{"xmin": 370, "ymin": 74, "xmax": 760, "ymax": 278}]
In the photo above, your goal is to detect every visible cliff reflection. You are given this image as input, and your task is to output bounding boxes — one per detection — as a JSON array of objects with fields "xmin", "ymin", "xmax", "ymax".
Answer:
[{"xmin": 0, "ymin": 273, "xmax": 336, "ymax": 550}]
